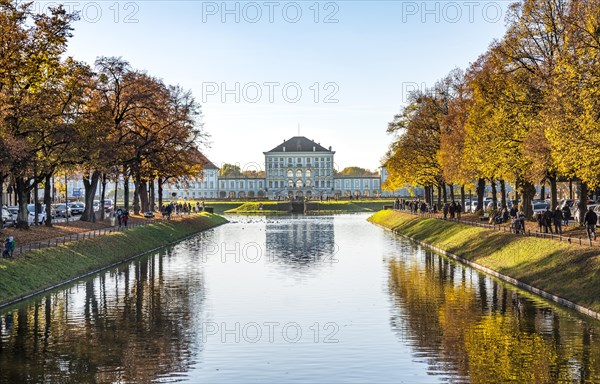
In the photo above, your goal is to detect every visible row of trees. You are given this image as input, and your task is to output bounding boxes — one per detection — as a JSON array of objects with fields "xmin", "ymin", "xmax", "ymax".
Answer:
[
  {"xmin": 384, "ymin": 0, "xmax": 600, "ymax": 219},
  {"xmin": 0, "ymin": 1, "xmax": 207, "ymax": 228}
]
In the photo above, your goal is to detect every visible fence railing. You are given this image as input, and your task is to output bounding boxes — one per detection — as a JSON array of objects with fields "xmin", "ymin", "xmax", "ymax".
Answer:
[
  {"xmin": 394, "ymin": 208, "xmax": 599, "ymax": 248},
  {"xmin": 12, "ymin": 217, "xmax": 169, "ymax": 257}
]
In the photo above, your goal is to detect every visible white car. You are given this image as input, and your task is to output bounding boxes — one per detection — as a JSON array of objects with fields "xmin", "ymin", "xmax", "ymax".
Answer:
[
  {"xmin": 532, "ymin": 202, "xmax": 550, "ymax": 216},
  {"xmin": 8, "ymin": 205, "xmax": 47, "ymax": 225}
]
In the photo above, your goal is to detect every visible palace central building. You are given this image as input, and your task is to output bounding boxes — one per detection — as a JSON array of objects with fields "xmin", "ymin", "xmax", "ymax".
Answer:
[
  {"xmin": 161, "ymin": 136, "xmax": 407, "ymax": 200},
  {"xmin": 264, "ymin": 137, "xmax": 335, "ymax": 199}
]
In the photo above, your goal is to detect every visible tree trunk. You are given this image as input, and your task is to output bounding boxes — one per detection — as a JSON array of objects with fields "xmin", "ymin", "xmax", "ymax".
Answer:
[
  {"xmin": 158, "ymin": 177, "xmax": 164, "ymax": 210},
  {"xmin": 133, "ymin": 171, "xmax": 140, "ymax": 215},
  {"xmin": 149, "ymin": 178, "xmax": 155, "ymax": 211},
  {"xmin": 491, "ymin": 180, "xmax": 497, "ymax": 209},
  {"xmin": 80, "ymin": 170, "xmax": 100, "ymax": 222},
  {"xmin": 442, "ymin": 183, "xmax": 447, "ymax": 203},
  {"xmin": 33, "ymin": 172, "xmax": 40, "ymax": 226},
  {"xmin": 476, "ymin": 178, "xmax": 485, "ymax": 214},
  {"xmin": 44, "ymin": 174, "xmax": 52, "ymax": 227},
  {"xmin": 449, "ymin": 183, "xmax": 455, "ymax": 202},
  {"xmin": 437, "ymin": 184, "xmax": 442, "ymax": 207},
  {"xmin": 123, "ymin": 166, "xmax": 130, "ymax": 210},
  {"xmin": 540, "ymin": 182, "xmax": 546, "ymax": 201},
  {"xmin": 0, "ymin": 174, "xmax": 4, "ymax": 224},
  {"xmin": 139, "ymin": 179, "xmax": 149, "ymax": 213},
  {"xmin": 549, "ymin": 174, "xmax": 558, "ymax": 210},
  {"xmin": 578, "ymin": 181, "xmax": 588, "ymax": 224},
  {"xmin": 114, "ymin": 173, "xmax": 119, "ymax": 210},
  {"xmin": 100, "ymin": 173, "xmax": 107, "ymax": 221},
  {"xmin": 15, "ymin": 177, "xmax": 31, "ymax": 229},
  {"xmin": 569, "ymin": 180, "xmax": 573, "ymax": 200},
  {"xmin": 460, "ymin": 185, "xmax": 465, "ymax": 213},
  {"xmin": 499, "ymin": 179, "xmax": 507, "ymax": 209},
  {"xmin": 518, "ymin": 178, "xmax": 536, "ymax": 219}
]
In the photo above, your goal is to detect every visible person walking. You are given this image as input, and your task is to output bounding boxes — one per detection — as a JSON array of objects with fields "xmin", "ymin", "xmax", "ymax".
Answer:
[
  {"xmin": 536, "ymin": 211, "xmax": 544, "ymax": 232},
  {"xmin": 543, "ymin": 207, "xmax": 554, "ymax": 234},
  {"xmin": 584, "ymin": 206, "xmax": 597, "ymax": 241},
  {"xmin": 122, "ymin": 210, "xmax": 129, "ymax": 227},
  {"xmin": 561, "ymin": 205, "xmax": 571, "ymax": 226},
  {"xmin": 2, "ymin": 238, "xmax": 10, "ymax": 259},
  {"xmin": 553, "ymin": 206, "xmax": 563, "ymax": 235},
  {"xmin": 115, "ymin": 208, "xmax": 123, "ymax": 228},
  {"xmin": 9, "ymin": 236, "xmax": 14, "ymax": 258},
  {"xmin": 443, "ymin": 203, "xmax": 449, "ymax": 220}
]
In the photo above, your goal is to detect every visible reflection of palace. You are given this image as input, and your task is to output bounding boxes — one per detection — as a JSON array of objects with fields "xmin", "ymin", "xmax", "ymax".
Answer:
[
  {"xmin": 162, "ymin": 136, "xmax": 413, "ymax": 200},
  {"xmin": 265, "ymin": 216, "xmax": 335, "ymax": 267}
]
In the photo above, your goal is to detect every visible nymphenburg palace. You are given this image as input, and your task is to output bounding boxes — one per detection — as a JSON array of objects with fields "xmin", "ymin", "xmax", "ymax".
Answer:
[{"xmin": 162, "ymin": 136, "xmax": 406, "ymax": 200}]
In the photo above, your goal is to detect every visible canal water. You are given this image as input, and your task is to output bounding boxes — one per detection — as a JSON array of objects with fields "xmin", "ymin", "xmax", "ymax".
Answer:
[{"xmin": 1, "ymin": 214, "xmax": 599, "ymax": 383}]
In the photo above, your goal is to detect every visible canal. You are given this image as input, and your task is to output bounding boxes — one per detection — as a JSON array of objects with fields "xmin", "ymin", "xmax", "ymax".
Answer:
[{"xmin": 0, "ymin": 214, "xmax": 599, "ymax": 383}]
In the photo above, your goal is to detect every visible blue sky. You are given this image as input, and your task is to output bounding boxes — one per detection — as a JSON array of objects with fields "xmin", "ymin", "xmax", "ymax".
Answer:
[{"xmin": 56, "ymin": 0, "xmax": 511, "ymax": 172}]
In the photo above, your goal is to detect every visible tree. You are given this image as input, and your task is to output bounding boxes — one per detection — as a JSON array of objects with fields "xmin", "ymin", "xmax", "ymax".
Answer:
[
  {"xmin": 0, "ymin": 1, "xmax": 77, "ymax": 228},
  {"xmin": 338, "ymin": 167, "xmax": 378, "ymax": 177},
  {"xmin": 219, "ymin": 163, "xmax": 242, "ymax": 177}
]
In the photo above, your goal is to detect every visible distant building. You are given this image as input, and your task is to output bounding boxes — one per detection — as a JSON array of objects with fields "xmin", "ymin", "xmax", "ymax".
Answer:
[{"xmin": 161, "ymin": 136, "xmax": 410, "ymax": 200}]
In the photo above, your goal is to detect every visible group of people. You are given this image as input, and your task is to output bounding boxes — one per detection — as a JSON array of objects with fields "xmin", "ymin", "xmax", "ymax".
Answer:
[
  {"xmin": 2, "ymin": 236, "xmax": 14, "ymax": 258},
  {"xmin": 161, "ymin": 201, "xmax": 206, "ymax": 220},
  {"xmin": 393, "ymin": 198, "xmax": 464, "ymax": 219},
  {"xmin": 114, "ymin": 208, "xmax": 129, "ymax": 228},
  {"xmin": 534, "ymin": 205, "xmax": 574, "ymax": 235}
]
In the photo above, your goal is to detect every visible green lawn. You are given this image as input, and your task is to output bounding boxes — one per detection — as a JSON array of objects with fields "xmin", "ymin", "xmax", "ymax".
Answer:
[
  {"xmin": 0, "ymin": 212, "xmax": 228, "ymax": 306},
  {"xmin": 225, "ymin": 202, "xmax": 292, "ymax": 214},
  {"xmin": 369, "ymin": 209, "xmax": 600, "ymax": 312},
  {"xmin": 305, "ymin": 201, "xmax": 371, "ymax": 213}
]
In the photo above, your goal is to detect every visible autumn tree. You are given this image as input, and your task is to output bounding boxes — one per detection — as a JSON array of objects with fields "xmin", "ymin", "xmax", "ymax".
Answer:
[{"xmin": 0, "ymin": 0, "xmax": 77, "ymax": 228}]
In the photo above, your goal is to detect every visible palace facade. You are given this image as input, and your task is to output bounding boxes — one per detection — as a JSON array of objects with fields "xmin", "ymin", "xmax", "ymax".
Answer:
[{"xmin": 162, "ymin": 136, "xmax": 412, "ymax": 200}]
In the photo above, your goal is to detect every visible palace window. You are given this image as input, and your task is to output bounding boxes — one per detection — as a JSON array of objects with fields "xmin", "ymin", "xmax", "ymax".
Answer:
[
  {"xmin": 296, "ymin": 169, "xmax": 302, "ymax": 178},
  {"xmin": 306, "ymin": 180, "xmax": 311, "ymax": 187},
  {"xmin": 288, "ymin": 180, "xmax": 294, "ymax": 188},
  {"xmin": 306, "ymin": 170, "xmax": 311, "ymax": 177},
  {"xmin": 296, "ymin": 180, "xmax": 303, "ymax": 188},
  {"xmin": 288, "ymin": 170, "xmax": 293, "ymax": 178}
]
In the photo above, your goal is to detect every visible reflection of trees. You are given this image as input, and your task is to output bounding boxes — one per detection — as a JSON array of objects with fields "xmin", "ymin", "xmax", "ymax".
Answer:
[
  {"xmin": 388, "ymin": 248, "xmax": 600, "ymax": 382},
  {"xmin": 265, "ymin": 216, "xmax": 335, "ymax": 268},
  {"xmin": 0, "ymin": 247, "xmax": 204, "ymax": 383}
]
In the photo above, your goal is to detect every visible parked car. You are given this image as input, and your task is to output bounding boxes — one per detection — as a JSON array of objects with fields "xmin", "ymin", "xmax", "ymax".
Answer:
[
  {"xmin": 93, "ymin": 200, "xmax": 100, "ymax": 212},
  {"xmin": 532, "ymin": 202, "xmax": 550, "ymax": 215},
  {"xmin": 143, "ymin": 211, "xmax": 155, "ymax": 218},
  {"xmin": 53, "ymin": 204, "xmax": 72, "ymax": 218},
  {"xmin": 68, "ymin": 202, "xmax": 85, "ymax": 215},
  {"xmin": 27, "ymin": 204, "xmax": 47, "ymax": 225},
  {"xmin": 2, "ymin": 207, "xmax": 16, "ymax": 227},
  {"xmin": 103, "ymin": 199, "xmax": 114, "ymax": 212},
  {"xmin": 7, "ymin": 205, "xmax": 46, "ymax": 225}
]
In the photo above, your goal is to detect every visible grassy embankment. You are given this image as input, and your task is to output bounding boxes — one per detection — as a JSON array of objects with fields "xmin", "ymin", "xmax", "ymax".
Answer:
[
  {"xmin": 305, "ymin": 201, "xmax": 370, "ymax": 213},
  {"xmin": 225, "ymin": 200, "xmax": 396, "ymax": 214},
  {"xmin": 225, "ymin": 202, "xmax": 292, "ymax": 214},
  {"xmin": 369, "ymin": 209, "xmax": 600, "ymax": 312},
  {"xmin": 0, "ymin": 212, "xmax": 228, "ymax": 306}
]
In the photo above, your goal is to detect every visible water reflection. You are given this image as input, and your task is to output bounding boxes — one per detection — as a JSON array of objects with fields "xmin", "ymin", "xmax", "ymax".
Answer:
[
  {"xmin": 2, "ymin": 215, "xmax": 600, "ymax": 383},
  {"xmin": 387, "ymin": 248, "xmax": 600, "ymax": 383},
  {"xmin": 265, "ymin": 216, "xmax": 335, "ymax": 268},
  {"xmin": 0, "ymin": 247, "xmax": 205, "ymax": 383}
]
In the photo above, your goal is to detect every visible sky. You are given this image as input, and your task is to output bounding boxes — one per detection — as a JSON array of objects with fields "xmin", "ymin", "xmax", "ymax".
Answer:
[{"xmin": 48, "ymin": 0, "xmax": 511, "ymax": 172}]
